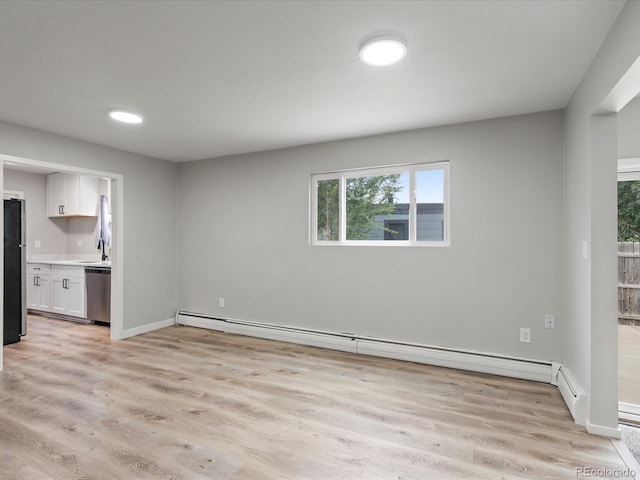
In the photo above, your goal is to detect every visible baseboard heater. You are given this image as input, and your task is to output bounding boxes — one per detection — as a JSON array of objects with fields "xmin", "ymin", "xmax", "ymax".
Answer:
[
  {"xmin": 556, "ymin": 365, "xmax": 587, "ymax": 426},
  {"xmin": 175, "ymin": 310, "xmax": 557, "ymax": 385}
]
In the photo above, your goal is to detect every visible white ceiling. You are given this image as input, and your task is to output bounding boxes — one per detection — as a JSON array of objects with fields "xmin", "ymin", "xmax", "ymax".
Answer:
[{"xmin": 0, "ymin": 0, "xmax": 625, "ymax": 163}]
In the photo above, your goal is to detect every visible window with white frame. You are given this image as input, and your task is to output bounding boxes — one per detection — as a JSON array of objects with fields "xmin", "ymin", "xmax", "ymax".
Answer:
[{"xmin": 311, "ymin": 162, "xmax": 449, "ymax": 246}]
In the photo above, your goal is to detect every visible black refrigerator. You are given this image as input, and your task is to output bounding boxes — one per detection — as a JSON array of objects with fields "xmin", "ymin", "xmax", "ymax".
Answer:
[{"xmin": 3, "ymin": 198, "xmax": 26, "ymax": 345}]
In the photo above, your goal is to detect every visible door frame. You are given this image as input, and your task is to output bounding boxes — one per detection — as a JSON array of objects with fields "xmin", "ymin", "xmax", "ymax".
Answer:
[
  {"xmin": 0, "ymin": 153, "xmax": 124, "ymax": 370},
  {"xmin": 591, "ymin": 55, "xmax": 640, "ymax": 430}
]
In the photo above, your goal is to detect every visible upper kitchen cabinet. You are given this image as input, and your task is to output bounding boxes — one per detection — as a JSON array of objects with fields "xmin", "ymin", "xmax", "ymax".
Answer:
[{"xmin": 47, "ymin": 173, "xmax": 100, "ymax": 217}]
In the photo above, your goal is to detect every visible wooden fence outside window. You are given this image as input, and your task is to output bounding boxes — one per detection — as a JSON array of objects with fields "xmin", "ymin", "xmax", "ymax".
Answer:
[{"xmin": 619, "ymin": 242, "xmax": 640, "ymax": 324}]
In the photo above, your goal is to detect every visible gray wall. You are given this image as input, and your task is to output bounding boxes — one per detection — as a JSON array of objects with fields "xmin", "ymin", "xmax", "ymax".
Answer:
[
  {"xmin": 178, "ymin": 110, "xmax": 564, "ymax": 361},
  {"xmin": 0, "ymin": 120, "xmax": 178, "ymax": 330}
]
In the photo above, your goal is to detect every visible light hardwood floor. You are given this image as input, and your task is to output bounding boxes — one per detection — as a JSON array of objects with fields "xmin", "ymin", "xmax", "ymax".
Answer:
[{"xmin": 0, "ymin": 315, "xmax": 633, "ymax": 479}]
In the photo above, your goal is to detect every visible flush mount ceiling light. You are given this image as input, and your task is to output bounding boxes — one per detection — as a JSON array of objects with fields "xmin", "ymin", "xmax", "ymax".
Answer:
[
  {"xmin": 359, "ymin": 35, "xmax": 407, "ymax": 66},
  {"xmin": 109, "ymin": 109, "xmax": 143, "ymax": 124}
]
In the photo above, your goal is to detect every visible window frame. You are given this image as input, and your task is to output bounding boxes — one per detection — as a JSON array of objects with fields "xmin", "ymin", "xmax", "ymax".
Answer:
[{"xmin": 310, "ymin": 161, "xmax": 450, "ymax": 247}]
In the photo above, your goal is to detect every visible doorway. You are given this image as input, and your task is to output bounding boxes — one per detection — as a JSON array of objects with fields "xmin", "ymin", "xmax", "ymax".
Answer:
[
  {"xmin": 617, "ymin": 160, "xmax": 640, "ymax": 421},
  {"xmin": 618, "ymin": 98, "xmax": 640, "ymax": 422},
  {"xmin": 0, "ymin": 153, "xmax": 124, "ymax": 368}
]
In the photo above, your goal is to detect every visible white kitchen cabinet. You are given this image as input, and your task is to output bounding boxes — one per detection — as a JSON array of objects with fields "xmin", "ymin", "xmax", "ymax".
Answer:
[
  {"xmin": 47, "ymin": 173, "xmax": 100, "ymax": 217},
  {"xmin": 50, "ymin": 266, "xmax": 86, "ymax": 318},
  {"xmin": 47, "ymin": 173, "xmax": 68, "ymax": 217},
  {"xmin": 66, "ymin": 277, "xmax": 86, "ymax": 317},
  {"xmin": 50, "ymin": 276, "xmax": 68, "ymax": 315},
  {"xmin": 27, "ymin": 274, "xmax": 52, "ymax": 311},
  {"xmin": 26, "ymin": 274, "xmax": 37, "ymax": 309},
  {"xmin": 26, "ymin": 264, "xmax": 52, "ymax": 312}
]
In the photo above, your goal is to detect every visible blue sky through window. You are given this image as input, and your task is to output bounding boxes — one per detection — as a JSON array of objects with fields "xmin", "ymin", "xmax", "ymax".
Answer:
[{"xmin": 394, "ymin": 168, "xmax": 445, "ymax": 204}]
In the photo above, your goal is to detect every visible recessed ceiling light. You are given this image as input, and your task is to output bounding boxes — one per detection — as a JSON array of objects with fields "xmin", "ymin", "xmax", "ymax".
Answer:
[
  {"xmin": 109, "ymin": 110, "xmax": 143, "ymax": 124},
  {"xmin": 359, "ymin": 35, "xmax": 407, "ymax": 66}
]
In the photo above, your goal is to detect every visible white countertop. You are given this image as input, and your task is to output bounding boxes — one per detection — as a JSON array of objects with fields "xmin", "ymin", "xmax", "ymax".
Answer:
[{"xmin": 27, "ymin": 259, "xmax": 111, "ymax": 268}]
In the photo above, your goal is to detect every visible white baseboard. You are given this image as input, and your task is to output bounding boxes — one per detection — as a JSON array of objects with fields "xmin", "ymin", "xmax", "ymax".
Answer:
[
  {"xmin": 587, "ymin": 422, "xmax": 622, "ymax": 439},
  {"xmin": 120, "ymin": 317, "xmax": 176, "ymax": 339}
]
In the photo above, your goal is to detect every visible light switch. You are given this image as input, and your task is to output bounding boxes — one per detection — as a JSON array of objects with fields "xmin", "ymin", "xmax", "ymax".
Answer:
[{"xmin": 34, "ymin": 240, "xmax": 41, "ymax": 249}]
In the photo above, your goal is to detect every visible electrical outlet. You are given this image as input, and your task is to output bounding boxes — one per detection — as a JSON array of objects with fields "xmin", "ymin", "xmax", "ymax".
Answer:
[
  {"xmin": 77, "ymin": 239, "xmax": 83, "ymax": 247},
  {"xmin": 544, "ymin": 314, "xmax": 555, "ymax": 329},
  {"xmin": 34, "ymin": 240, "xmax": 41, "ymax": 249},
  {"xmin": 219, "ymin": 298, "xmax": 225, "ymax": 308},
  {"xmin": 520, "ymin": 328, "xmax": 531, "ymax": 343}
]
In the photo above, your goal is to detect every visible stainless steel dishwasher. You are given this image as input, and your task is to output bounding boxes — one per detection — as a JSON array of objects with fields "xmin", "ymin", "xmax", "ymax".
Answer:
[{"xmin": 85, "ymin": 267, "xmax": 111, "ymax": 325}]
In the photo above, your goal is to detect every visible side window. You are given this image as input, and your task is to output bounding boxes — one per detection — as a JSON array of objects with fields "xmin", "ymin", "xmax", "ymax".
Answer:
[
  {"xmin": 316, "ymin": 178, "xmax": 339, "ymax": 241},
  {"xmin": 311, "ymin": 162, "xmax": 449, "ymax": 246},
  {"xmin": 416, "ymin": 168, "xmax": 445, "ymax": 242}
]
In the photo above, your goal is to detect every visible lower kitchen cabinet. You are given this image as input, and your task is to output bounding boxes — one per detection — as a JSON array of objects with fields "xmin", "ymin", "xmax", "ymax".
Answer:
[
  {"xmin": 50, "ymin": 266, "xmax": 86, "ymax": 318},
  {"xmin": 27, "ymin": 272, "xmax": 51, "ymax": 311},
  {"xmin": 27, "ymin": 263, "xmax": 86, "ymax": 319}
]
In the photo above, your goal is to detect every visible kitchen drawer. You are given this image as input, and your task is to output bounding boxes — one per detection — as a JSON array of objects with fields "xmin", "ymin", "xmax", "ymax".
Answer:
[
  {"xmin": 27, "ymin": 263, "xmax": 51, "ymax": 274},
  {"xmin": 51, "ymin": 265, "xmax": 85, "ymax": 279}
]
